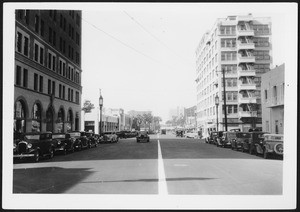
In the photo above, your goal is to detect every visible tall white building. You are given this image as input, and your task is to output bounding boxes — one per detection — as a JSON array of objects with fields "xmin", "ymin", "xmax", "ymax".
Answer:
[{"xmin": 195, "ymin": 14, "xmax": 272, "ymax": 137}]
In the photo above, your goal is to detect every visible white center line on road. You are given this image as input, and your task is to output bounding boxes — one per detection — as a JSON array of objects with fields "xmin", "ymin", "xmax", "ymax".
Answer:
[{"xmin": 157, "ymin": 136, "xmax": 168, "ymax": 195}]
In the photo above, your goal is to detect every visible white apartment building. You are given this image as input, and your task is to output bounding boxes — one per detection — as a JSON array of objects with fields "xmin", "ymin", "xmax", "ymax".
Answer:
[{"xmin": 195, "ymin": 14, "xmax": 272, "ymax": 137}]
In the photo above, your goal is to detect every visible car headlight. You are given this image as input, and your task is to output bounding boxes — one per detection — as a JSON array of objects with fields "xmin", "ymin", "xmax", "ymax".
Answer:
[
  {"xmin": 58, "ymin": 141, "xmax": 61, "ymax": 145},
  {"xmin": 27, "ymin": 143, "xmax": 32, "ymax": 148}
]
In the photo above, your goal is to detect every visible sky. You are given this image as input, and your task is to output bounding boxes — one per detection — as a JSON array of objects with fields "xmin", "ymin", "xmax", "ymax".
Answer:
[{"xmin": 80, "ymin": 3, "xmax": 291, "ymax": 123}]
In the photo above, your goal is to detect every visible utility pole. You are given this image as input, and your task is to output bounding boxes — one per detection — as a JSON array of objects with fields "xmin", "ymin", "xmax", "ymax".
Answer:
[{"xmin": 222, "ymin": 68, "xmax": 228, "ymax": 131}]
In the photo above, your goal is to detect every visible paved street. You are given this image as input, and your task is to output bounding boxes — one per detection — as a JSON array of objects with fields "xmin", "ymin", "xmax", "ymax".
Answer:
[{"xmin": 13, "ymin": 133, "xmax": 282, "ymax": 195}]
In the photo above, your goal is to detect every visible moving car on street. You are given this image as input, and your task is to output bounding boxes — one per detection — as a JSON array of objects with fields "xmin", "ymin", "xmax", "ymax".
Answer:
[
  {"xmin": 136, "ymin": 131, "xmax": 150, "ymax": 143},
  {"xmin": 231, "ymin": 132, "xmax": 251, "ymax": 151},
  {"xmin": 255, "ymin": 134, "xmax": 283, "ymax": 159},
  {"xmin": 13, "ymin": 132, "xmax": 55, "ymax": 162},
  {"xmin": 52, "ymin": 133, "xmax": 75, "ymax": 155}
]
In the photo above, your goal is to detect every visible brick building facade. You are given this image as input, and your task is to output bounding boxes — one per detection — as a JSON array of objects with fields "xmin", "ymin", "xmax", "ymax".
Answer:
[{"xmin": 14, "ymin": 10, "xmax": 82, "ymax": 133}]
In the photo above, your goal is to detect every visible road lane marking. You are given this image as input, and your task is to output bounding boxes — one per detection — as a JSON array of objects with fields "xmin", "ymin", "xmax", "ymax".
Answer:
[{"xmin": 157, "ymin": 139, "xmax": 168, "ymax": 195}]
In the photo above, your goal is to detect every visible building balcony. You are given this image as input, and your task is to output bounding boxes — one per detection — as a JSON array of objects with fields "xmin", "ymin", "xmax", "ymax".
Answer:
[
  {"xmin": 238, "ymin": 83, "xmax": 257, "ymax": 90},
  {"xmin": 239, "ymin": 111, "xmax": 257, "ymax": 118},
  {"xmin": 238, "ymin": 97, "xmax": 257, "ymax": 104},
  {"xmin": 237, "ymin": 69, "xmax": 256, "ymax": 78},
  {"xmin": 238, "ymin": 55, "xmax": 255, "ymax": 64},
  {"xmin": 237, "ymin": 41, "xmax": 255, "ymax": 50},
  {"xmin": 267, "ymin": 97, "xmax": 284, "ymax": 107},
  {"xmin": 237, "ymin": 29, "xmax": 254, "ymax": 37}
]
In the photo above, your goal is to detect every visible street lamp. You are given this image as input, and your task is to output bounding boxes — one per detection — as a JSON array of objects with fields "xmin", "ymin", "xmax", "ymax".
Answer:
[
  {"xmin": 99, "ymin": 90, "xmax": 103, "ymax": 136},
  {"xmin": 215, "ymin": 94, "xmax": 219, "ymax": 131}
]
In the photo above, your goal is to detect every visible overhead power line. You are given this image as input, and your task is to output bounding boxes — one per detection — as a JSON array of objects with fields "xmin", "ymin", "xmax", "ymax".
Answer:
[
  {"xmin": 123, "ymin": 10, "xmax": 194, "ymax": 65},
  {"xmin": 81, "ymin": 16, "xmax": 176, "ymax": 70}
]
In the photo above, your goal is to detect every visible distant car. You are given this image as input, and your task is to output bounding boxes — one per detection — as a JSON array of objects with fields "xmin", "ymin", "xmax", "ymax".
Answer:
[
  {"xmin": 85, "ymin": 132, "xmax": 98, "ymax": 148},
  {"xmin": 69, "ymin": 131, "xmax": 89, "ymax": 151},
  {"xmin": 52, "ymin": 133, "xmax": 75, "ymax": 155},
  {"xmin": 13, "ymin": 132, "xmax": 55, "ymax": 162},
  {"xmin": 176, "ymin": 130, "xmax": 184, "ymax": 137},
  {"xmin": 136, "ymin": 131, "xmax": 150, "ymax": 143},
  {"xmin": 102, "ymin": 132, "xmax": 119, "ymax": 143},
  {"xmin": 184, "ymin": 132, "xmax": 199, "ymax": 139},
  {"xmin": 231, "ymin": 132, "xmax": 251, "ymax": 151},
  {"xmin": 255, "ymin": 134, "xmax": 283, "ymax": 159}
]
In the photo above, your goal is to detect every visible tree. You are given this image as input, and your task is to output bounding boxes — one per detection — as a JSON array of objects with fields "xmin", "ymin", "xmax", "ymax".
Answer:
[
  {"xmin": 81, "ymin": 100, "xmax": 95, "ymax": 131},
  {"xmin": 82, "ymin": 100, "xmax": 95, "ymax": 113}
]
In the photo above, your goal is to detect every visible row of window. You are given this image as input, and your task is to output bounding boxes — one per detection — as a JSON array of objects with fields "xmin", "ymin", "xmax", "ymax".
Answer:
[
  {"xmin": 15, "ymin": 65, "xmax": 80, "ymax": 104},
  {"xmin": 17, "ymin": 10, "xmax": 81, "ymax": 63},
  {"xmin": 220, "ymin": 26, "xmax": 236, "ymax": 35},
  {"xmin": 198, "ymin": 104, "xmax": 239, "ymax": 119},
  {"xmin": 14, "ymin": 99, "xmax": 77, "ymax": 133},
  {"xmin": 16, "ymin": 28, "xmax": 81, "ymax": 84},
  {"xmin": 264, "ymin": 83, "xmax": 284, "ymax": 104}
]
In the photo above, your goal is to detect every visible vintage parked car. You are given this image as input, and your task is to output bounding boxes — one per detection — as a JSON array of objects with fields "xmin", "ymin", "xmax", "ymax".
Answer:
[
  {"xmin": 94, "ymin": 134, "xmax": 102, "ymax": 144},
  {"xmin": 85, "ymin": 132, "xmax": 98, "ymax": 148},
  {"xmin": 102, "ymin": 132, "xmax": 119, "ymax": 143},
  {"xmin": 248, "ymin": 132, "xmax": 268, "ymax": 155},
  {"xmin": 255, "ymin": 134, "xmax": 283, "ymax": 159},
  {"xmin": 69, "ymin": 131, "xmax": 89, "ymax": 151},
  {"xmin": 136, "ymin": 131, "xmax": 150, "ymax": 143},
  {"xmin": 52, "ymin": 133, "xmax": 75, "ymax": 155},
  {"xmin": 13, "ymin": 132, "xmax": 55, "ymax": 162},
  {"xmin": 213, "ymin": 131, "xmax": 225, "ymax": 146},
  {"xmin": 206, "ymin": 131, "xmax": 223, "ymax": 144},
  {"xmin": 231, "ymin": 132, "xmax": 251, "ymax": 151},
  {"xmin": 184, "ymin": 132, "xmax": 199, "ymax": 139},
  {"xmin": 219, "ymin": 131, "xmax": 236, "ymax": 148}
]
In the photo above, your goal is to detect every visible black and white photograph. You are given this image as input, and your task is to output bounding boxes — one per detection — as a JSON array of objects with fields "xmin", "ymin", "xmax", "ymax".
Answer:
[{"xmin": 2, "ymin": 2, "xmax": 297, "ymax": 210}]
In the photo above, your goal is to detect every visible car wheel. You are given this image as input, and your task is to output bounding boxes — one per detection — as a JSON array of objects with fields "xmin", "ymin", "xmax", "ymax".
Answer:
[
  {"xmin": 263, "ymin": 149, "xmax": 269, "ymax": 159},
  {"xmin": 34, "ymin": 151, "xmax": 40, "ymax": 162},
  {"xmin": 49, "ymin": 148, "xmax": 54, "ymax": 159}
]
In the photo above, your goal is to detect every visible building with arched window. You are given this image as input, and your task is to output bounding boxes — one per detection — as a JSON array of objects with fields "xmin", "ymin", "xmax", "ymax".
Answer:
[{"xmin": 14, "ymin": 10, "xmax": 82, "ymax": 133}]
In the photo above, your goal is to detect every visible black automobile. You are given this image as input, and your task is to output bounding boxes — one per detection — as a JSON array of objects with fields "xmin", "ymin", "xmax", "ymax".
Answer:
[
  {"xmin": 116, "ymin": 131, "xmax": 128, "ymax": 139},
  {"xmin": 176, "ymin": 130, "xmax": 184, "ymax": 137},
  {"xmin": 13, "ymin": 132, "xmax": 55, "ymax": 162},
  {"xmin": 231, "ymin": 132, "xmax": 251, "ymax": 151},
  {"xmin": 206, "ymin": 131, "xmax": 224, "ymax": 145},
  {"xmin": 245, "ymin": 132, "xmax": 267, "ymax": 154},
  {"xmin": 85, "ymin": 132, "xmax": 98, "ymax": 148},
  {"xmin": 94, "ymin": 134, "xmax": 101, "ymax": 144},
  {"xmin": 69, "ymin": 131, "xmax": 89, "ymax": 151},
  {"xmin": 136, "ymin": 131, "xmax": 150, "ymax": 143},
  {"xmin": 52, "ymin": 133, "xmax": 75, "ymax": 155}
]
